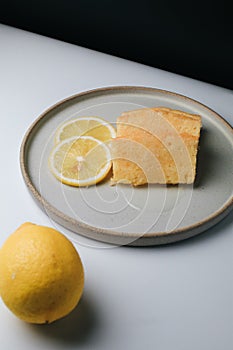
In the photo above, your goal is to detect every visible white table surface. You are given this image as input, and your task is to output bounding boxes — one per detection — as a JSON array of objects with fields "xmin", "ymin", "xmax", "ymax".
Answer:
[{"xmin": 0, "ymin": 24, "xmax": 232, "ymax": 350}]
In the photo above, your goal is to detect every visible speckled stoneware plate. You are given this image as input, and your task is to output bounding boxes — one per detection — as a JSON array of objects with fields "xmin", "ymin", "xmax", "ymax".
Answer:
[{"xmin": 20, "ymin": 86, "xmax": 233, "ymax": 246}]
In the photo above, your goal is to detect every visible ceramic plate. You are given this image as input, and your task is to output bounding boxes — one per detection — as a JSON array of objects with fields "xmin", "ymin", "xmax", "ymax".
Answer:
[{"xmin": 20, "ymin": 86, "xmax": 233, "ymax": 246}]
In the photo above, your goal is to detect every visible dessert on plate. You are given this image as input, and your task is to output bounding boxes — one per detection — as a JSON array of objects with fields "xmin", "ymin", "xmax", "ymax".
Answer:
[{"xmin": 110, "ymin": 107, "xmax": 202, "ymax": 186}]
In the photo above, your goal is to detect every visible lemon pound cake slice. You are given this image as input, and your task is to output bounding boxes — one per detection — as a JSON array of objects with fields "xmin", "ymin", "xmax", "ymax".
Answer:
[{"xmin": 110, "ymin": 107, "xmax": 202, "ymax": 186}]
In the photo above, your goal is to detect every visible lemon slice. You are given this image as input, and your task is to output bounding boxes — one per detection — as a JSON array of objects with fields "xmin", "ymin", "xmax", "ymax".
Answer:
[
  {"xmin": 54, "ymin": 116, "xmax": 116, "ymax": 144},
  {"xmin": 49, "ymin": 136, "xmax": 112, "ymax": 187}
]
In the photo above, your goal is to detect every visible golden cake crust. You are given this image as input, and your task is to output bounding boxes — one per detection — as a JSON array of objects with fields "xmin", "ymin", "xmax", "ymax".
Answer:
[{"xmin": 111, "ymin": 107, "xmax": 202, "ymax": 185}]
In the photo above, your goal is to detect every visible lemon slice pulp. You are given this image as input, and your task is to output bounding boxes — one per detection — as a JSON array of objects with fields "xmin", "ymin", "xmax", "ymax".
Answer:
[
  {"xmin": 49, "ymin": 136, "xmax": 112, "ymax": 187},
  {"xmin": 54, "ymin": 116, "xmax": 116, "ymax": 144}
]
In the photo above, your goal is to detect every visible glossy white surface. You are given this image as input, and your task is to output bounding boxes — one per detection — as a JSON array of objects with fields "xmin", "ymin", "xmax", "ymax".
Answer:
[{"xmin": 0, "ymin": 24, "xmax": 232, "ymax": 349}]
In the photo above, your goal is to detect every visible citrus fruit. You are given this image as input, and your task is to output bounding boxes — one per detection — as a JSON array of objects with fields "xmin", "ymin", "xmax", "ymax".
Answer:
[
  {"xmin": 0, "ymin": 223, "xmax": 84, "ymax": 324},
  {"xmin": 54, "ymin": 116, "xmax": 116, "ymax": 144},
  {"xmin": 49, "ymin": 135, "xmax": 112, "ymax": 187}
]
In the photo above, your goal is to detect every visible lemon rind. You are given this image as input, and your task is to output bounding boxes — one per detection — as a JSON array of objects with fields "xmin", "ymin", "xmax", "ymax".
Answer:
[
  {"xmin": 49, "ymin": 136, "xmax": 112, "ymax": 187},
  {"xmin": 54, "ymin": 116, "xmax": 116, "ymax": 144}
]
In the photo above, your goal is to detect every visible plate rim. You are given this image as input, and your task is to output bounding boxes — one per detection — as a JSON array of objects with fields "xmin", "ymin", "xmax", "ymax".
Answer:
[{"xmin": 19, "ymin": 86, "xmax": 233, "ymax": 245}]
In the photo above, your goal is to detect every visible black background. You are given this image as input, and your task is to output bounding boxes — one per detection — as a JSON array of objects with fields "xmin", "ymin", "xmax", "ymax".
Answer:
[{"xmin": 1, "ymin": 0, "xmax": 233, "ymax": 90}]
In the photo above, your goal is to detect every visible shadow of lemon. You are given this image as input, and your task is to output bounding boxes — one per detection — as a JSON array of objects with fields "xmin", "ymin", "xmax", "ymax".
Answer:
[{"xmin": 28, "ymin": 293, "xmax": 100, "ymax": 345}]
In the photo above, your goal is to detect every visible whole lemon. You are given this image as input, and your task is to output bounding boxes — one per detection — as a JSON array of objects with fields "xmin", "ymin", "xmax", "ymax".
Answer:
[{"xmin": 0, "ymin": 222, "xmax": 84, "ymax": 324}]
